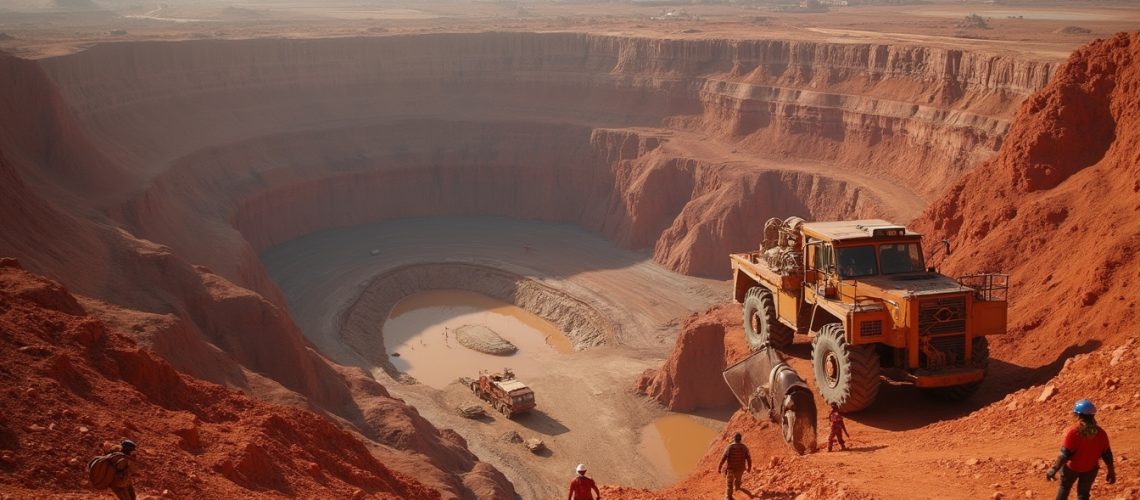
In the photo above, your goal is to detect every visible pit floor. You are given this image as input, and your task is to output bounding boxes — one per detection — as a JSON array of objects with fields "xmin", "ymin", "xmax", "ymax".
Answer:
[{"xmin": 261, "ymin": 216, "xmax": 727, "ymax": 497}]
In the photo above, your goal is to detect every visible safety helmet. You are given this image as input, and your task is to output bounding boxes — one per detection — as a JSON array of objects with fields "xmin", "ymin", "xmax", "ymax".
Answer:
[
  {"xmin": 1073, "ymin": 399, "xmax": 1096, "ymax": 415},
  {"xmin": 576, "ymin": 464, "xmax": 587, "ymax": 473},
  {"xmin": 121, "ymin": 440, "xmax": 137, "ymax": 453}
]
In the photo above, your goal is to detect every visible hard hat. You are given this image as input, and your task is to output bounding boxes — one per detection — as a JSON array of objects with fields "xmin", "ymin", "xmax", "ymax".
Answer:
[
  {"xmin": 121, "ymin": 440, "xmax": 137, "ymax": 452},
  {"xmin": 1073, "ymin": 399, "xmax": 1096, "ymax": 415},
  {"xmin": 576, "ymin": 464, "xmax": 587, "ymax": 473}
]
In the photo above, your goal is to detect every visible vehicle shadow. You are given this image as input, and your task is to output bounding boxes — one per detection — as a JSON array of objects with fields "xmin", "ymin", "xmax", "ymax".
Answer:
[
  {"xmin": 779, "ymin": 337, "xmax": 1101, "ymax": 432},
  {"xmin": 851, "ymin": 339, "xmax": 1102, "ymax": 431},
  {"xmin": 840, "ymin": 444, "xmax": 888, "ymax": 453},
  {"xmin": 748, "ymin": 490, "xmax": 797, "ymax": 500},
  {"xmin": 512, "ymin": 409, "xmax": 570, "ymax": 436}
]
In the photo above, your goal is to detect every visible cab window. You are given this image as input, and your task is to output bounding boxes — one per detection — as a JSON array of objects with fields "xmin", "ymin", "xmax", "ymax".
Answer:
[
  {"xmin": 879, "ymin": 243, "xmax": 925, "ymax": 274},
  {"xmin": 813, "ymin": 242, "xmax": 834, "ymax": 273},
  {"xmin": 836, "ymin": 246, "xmax": 878, "ymax": 278}
]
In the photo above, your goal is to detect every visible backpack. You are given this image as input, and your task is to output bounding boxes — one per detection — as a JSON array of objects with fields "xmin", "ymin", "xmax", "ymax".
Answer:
[{"xmin": 86, "ymin": 452, "xmax": 124, "ymax": 489}]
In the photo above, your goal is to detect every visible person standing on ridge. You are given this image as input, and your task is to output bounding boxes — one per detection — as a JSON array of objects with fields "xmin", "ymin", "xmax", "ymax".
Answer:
[
  {"xmin": 717, "ymin": 432, "xmax": 752, "ymax": 500},
  {"xmin": 1046, "ymin": 399, "xmax": 1116, "ymax": 500},
  {"xmin": 827, "ymin": 403, "xmax": 849, "ymax": 452},
  {"xmin": 109, "ymin": 440, "xmax": 137, "ymax": 500},
  {"xmin": 567, "ymin": 463, "xmax": 600, "ymax": 500}
]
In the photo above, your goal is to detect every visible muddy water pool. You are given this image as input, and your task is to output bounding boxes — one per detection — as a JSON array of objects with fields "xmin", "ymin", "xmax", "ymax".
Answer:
[
  {"xmin": 640, "ymin": 414, "xmax": 722, "ymax": 481},
  {"xmin": 383, "ymin": 290, "xmax": 572, "ymax": 389}
]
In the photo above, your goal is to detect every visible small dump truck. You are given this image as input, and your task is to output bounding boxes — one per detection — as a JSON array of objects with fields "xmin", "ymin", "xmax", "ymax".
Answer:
[
  {"xmin": 731, "ymin": 217, "xmax": 1009, "ymax": 412},
  {"xmin": 461, "ymin": 368, "xmax": 535, "ymax": 418}
]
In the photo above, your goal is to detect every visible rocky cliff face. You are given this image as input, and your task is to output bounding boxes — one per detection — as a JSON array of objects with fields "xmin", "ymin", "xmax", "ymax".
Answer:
[
  {"xmin": 0, "ymin": 31, "xmax": 1059, "ymax": 497},
  {"xmin": 912, "ymin": 31, "xmax": 1140, "ymax": 368},
  {"xmin": 0, "ymin": 259, "xmax": 438, "ymax": 499},
  {"xmin": 36, "ymin": 33, "xmax": 1055, "ymax": 284},
  {"xmin": 0, "ymin": 52, "xmax": 512, "ymax": 499},
  {"xmin": 634, "ymin": 305, "xmax": 745, "ymax": 411}
]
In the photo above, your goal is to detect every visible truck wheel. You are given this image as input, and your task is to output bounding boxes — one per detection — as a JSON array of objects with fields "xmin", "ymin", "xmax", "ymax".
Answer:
[
  {"xmin": 782, "ymin": 410, "xmax": 809, "ymax": 455},
  {"xmin": 780, "ymin": 409, "xmax": 795, "ymax": 444},
  {"xmin": 924, "ymin": 337, "xmax": 989, "ymax": 401},
  {"xmin": 500, "ymin": 405, "xmax": 512, "ymax": 418},
  {"xmin": 812, "ymin": 323, "xmax": 880, "ymax": 412},
  {"xmin": 743, "ymin": 287, "xmax": 794, "ymax": 350}
]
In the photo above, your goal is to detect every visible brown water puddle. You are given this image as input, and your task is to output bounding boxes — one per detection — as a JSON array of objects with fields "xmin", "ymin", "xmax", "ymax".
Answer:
[
  {"xmin": 384, "ymin": 290, "xmax": 573, "ymax": 388},
  {"xmin": 639, "ymin": 414, "xmax": 721, "ymax": 482}
]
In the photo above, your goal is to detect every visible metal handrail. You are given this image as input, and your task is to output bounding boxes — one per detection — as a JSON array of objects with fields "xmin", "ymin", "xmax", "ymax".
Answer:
[{"xmin": 958, "ymin": 273, "xmax": 1009, "ymax": 301}]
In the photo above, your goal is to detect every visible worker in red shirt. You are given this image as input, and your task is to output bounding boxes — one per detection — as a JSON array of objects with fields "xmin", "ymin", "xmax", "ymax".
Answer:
[
  {"xmin": 1046, "ymin": 399, "xmax": 1116, "ymax": 500},
  {"xmin": 827, "ymin": 403, "xmax": 849, "ymax": 452},
  {"xmin": 567, "ymin": 463, "xmax": 600, "ymax": 500}
]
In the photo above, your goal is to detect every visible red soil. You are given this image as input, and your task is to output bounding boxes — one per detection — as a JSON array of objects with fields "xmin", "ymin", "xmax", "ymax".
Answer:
[
  {"xmin": 0, "ymin": 258, "xmax": 436, "ymax": 499},
  {"xmin": 612, "ymin": 306, "xmax": 1139, "ymax": 499},
  {"xmin": 913, "ymin": 31, "xmax": 1140, "ymax": 368},
  {"xmin": 635, "ymin": 305, "xmax": 747, "ymax": 412},
  {"xmin": 0, "ymin": 16, "xmax": 1135, "ymax": 500},
  {"xmin": 0, "ymin": 51, "xmax": 512, "ymax": 499},
  {"xmin": 618, "ymin": 32, "xmax": 1140, "ymax": 500}
]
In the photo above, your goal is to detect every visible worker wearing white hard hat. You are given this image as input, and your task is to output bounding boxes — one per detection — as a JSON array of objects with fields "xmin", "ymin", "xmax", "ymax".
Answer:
[{"xmin": 568, "ymin": 463, "xmax": 600, "ymax": 499}]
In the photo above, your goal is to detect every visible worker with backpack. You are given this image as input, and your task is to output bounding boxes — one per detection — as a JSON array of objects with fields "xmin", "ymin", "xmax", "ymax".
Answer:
[{"xmin": 87, "ymin": 439, "xmax": 137, "ymax": 499}]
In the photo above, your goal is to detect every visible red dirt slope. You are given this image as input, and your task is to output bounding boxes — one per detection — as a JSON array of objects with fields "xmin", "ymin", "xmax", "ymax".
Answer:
[
  {"xmin": 913, "ymin": 31, "xmax": 1140, "ymax": 368},
  {"xmin": 0, "ymin": 258, "xmax": 437, "ymax": 499},
  {"xmin": 610, "ymin": 307, "xmax": 1138, "ymax": 499},
  {"xmin": 0, "ymin": 52, "xmax": 513, "ymax": 498},
  {"xmin": 616, "ymin": 32, "xmax": 1140, "ymax": 500}
]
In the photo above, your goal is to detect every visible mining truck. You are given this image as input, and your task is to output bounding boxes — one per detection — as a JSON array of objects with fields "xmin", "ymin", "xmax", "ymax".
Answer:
[
  {"xmin": 730, "ymin": 217, "xmax": 1009, "ymax": 412},
  {"xmin": 462, "ymin": 369, "xmax": 535, "ymax": 418}
]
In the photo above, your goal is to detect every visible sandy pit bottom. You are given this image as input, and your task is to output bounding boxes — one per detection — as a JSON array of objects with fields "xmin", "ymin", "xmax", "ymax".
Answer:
[
  {"xmin": 261, "ymin": 217, "xmax": 725, "ymax": 498},
  {"xmin": 384, "ymin": 290, "xmax": 572, "ymax": 389}
]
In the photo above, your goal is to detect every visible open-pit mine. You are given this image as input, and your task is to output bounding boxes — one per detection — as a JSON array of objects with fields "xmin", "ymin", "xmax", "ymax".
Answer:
[{"xmin": 1, "ymin": 1, "xmax": 1138, "ymax": 499}]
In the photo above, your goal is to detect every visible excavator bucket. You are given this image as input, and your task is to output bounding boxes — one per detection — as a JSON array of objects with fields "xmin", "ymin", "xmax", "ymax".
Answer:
[
  {"xmin": 722, "ymin": 348, "xmax": 778, "ymax": 418},
  {"xmin": 723, "ymin": 347, "xmax": 819, "ymax": 454}
]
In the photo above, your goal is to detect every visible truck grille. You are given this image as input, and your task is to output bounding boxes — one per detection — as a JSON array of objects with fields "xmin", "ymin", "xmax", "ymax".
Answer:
[
  {"xmin": 926, "ymin": 335, "xmax": 966, "ymax": 366},
  {"xmin": 919, "ymin": 296, "xmax": 967, "ymax": 336},
  {"xmin": 860, "ymin": 320, "xmax": 882, "ymax": 337}
]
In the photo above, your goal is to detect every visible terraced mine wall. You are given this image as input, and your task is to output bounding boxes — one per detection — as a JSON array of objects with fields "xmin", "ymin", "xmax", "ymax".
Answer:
[
  {"xmin": 35, "ymin": 33, "xmax": 1056, "ymax": 285},
  {"xmin": 0, "ymin": 32, "xmax": 1060, "ymax": 497}
]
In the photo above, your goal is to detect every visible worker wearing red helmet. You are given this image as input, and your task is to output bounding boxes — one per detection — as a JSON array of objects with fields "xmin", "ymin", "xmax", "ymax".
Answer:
[{"xmin": 1046, "ymin": 399, "xmax": 1116, "ymax": 500}]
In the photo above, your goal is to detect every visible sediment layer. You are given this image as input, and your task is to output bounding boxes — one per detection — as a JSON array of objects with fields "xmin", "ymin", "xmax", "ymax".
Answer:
[
  {"xmin": 30, "ymin": 33, "xmax": 1056, "ymax": 287},
  {"xmin": 0, "ymin": 31, "xmax": 1062, "ymax": 497}
]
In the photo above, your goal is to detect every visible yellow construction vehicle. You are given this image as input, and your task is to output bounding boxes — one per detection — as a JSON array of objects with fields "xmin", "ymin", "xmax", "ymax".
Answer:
[
  {"xmin": 462, "ymin": 368, "xmax": 536, "ymax": 418},
  {"xmin": 730, "ymin": 217, "xmax": 1008, "ymax": 411}
]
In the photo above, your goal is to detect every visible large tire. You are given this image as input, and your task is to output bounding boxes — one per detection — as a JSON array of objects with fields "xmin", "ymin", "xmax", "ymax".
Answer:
[
  {"xmin": 812, "ymin": 323, "xmax": 880, "ymax": 412},
  {"xmin": 743, "ymin": 287, "xmax": 794, "ymax": 350},
  {"xmin": 924, "ymin": 337, "xmax": 989, "ymax": 401},
  {"xmin": 782, "ymin": 410, "xmax": 811, "ymax": 455}
]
